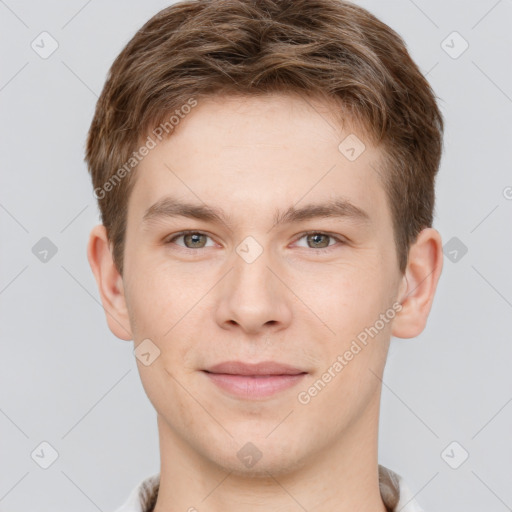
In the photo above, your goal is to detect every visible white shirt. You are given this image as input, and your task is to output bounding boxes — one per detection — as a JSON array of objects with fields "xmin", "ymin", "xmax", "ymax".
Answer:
[{"xmin": 113, "ymin": 465, "xmax": 425, "ymax": 512}]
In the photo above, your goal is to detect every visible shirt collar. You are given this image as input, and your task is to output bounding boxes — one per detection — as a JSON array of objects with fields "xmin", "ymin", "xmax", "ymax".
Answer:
[{"xmin": 114, "ymin": 465, "xmax": 424, "ymax": 512}]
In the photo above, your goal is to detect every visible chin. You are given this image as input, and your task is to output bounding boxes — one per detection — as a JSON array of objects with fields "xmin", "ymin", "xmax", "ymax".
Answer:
[{"xmin": 206, "ymin": 435, "xmax": 310, "ymax": 478}]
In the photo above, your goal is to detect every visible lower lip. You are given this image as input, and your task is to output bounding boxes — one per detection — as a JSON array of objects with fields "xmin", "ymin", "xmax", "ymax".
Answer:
[{"xmin": 203, "ymin": 372, "xmax": 307, "ymax": 399}]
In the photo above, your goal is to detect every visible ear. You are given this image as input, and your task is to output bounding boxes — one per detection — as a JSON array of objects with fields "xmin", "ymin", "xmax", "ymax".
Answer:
[
  {"xmin": 87, "ymin": 224, "xmax": 133, "ymax": 341},
  {"xmin": 392, "ymin": 227, "xmax": 444, "ymax": 339}
]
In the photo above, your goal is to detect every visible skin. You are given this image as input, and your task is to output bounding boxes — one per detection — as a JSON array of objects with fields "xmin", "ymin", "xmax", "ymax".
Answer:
[{"xmin": 88, "ymin": 93, "xmax": 443, "ymax": 512}]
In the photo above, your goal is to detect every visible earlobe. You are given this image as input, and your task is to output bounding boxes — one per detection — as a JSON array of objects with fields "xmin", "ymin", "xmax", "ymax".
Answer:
[
  {"xmin": 87, "ymin": 225, "xmax": 133, "ymax": 341},
  {"xmin": 391, "ymin": 228, "xmax": 444, "ymax": 339}
]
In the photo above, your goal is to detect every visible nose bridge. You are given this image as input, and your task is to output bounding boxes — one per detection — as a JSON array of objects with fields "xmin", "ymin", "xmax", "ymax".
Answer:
[
  {"xmin": 215, "ymin": 237, "xmax": 291, "ymax": 333},
  {"xmin": 233, "ymin": 244, "xmax": 273, "ymax": 298}
]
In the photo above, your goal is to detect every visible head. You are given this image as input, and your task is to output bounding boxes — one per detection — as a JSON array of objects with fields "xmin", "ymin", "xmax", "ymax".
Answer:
[{"xmin": 86, "ymin": 0, "xmax": 444, "ymax": 477}]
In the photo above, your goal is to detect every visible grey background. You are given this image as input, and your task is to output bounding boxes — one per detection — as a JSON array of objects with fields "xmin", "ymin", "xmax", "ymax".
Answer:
[{"xmin": 1, "ymin": 0, "xmax": 511, "ymax": 510}]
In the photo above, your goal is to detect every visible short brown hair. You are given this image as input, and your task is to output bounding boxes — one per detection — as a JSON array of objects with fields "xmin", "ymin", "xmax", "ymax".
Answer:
[{"xmin": 85, "ymin": 0, "xmax": 444, "ymax": 276}]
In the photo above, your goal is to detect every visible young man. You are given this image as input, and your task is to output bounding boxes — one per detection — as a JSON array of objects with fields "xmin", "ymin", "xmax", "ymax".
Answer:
[{"xmin": 85, "ymin": 0, "xmax": 444, "ymax": 510}]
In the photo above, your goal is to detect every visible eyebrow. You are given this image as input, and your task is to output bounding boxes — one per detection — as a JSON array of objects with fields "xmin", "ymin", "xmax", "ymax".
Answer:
[{"xmin": 142, "ymin": 195, "xmax": 371, "ymax": 229}]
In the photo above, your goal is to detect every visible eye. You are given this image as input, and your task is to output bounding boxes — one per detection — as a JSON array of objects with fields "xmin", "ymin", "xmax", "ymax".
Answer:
[
  {"xmin": 164, "ymin": 230, "xmax": 345, "ymax": 253},
  {"xmin": 293, "ymin": 231, "xmax": 344, "ymax": 252},
  {"xmin": 165, "ymin": 231, "xmax": 215, "ymax": 249}
]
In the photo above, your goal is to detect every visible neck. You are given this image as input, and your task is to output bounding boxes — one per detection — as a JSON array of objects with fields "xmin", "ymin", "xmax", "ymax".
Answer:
[{"xmin": 153, "ymin": 392, "xmax": 387, "ymax": 512}]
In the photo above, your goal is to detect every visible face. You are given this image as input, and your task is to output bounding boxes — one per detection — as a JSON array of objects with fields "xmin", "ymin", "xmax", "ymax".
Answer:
[{"xmin": 119, "ymin": 93, "xmax": 407, "ymax": 475}]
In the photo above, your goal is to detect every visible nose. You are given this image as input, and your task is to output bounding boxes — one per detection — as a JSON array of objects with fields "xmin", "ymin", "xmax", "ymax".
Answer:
[{"xmin": 214, "ymin": 244, "xmax": 293, "ymax": 336}]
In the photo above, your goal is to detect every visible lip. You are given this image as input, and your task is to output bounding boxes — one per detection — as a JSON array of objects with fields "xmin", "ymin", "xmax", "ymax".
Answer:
[
  {"xmin": 205, "ymin": 360, "xmax": 306, "ymax": 376},
  {"xmin": 202, "ymin": 360, "xmax": 307, "ymax": 399}
]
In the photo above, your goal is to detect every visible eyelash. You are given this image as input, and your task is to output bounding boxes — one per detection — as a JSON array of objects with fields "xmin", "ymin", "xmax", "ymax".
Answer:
[{"xmin": 164, "ymin": 230, "xmax": 346, "ymax": 254}]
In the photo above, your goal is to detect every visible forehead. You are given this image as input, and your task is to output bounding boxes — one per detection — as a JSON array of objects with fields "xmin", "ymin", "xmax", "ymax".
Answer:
[{"xmin": 128, "ymin": 93, "xmax": 389, "ymax": 228}]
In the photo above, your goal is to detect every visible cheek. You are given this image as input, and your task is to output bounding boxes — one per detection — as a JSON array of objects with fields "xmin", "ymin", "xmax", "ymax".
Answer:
[
  {"xmin": 123, "ymin": 261, "xmax": 202, "ymax": 365},
  {"xmin": 293, "ymin": 259, "xmax": 392, "ymax": 334},
  {"xmin": 124, "ymin": 256, "xmax": 205, "ymax": 338}
]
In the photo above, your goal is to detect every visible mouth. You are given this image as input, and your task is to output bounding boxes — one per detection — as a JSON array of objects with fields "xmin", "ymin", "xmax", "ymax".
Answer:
[{"xmin": 202, "ymin": 360, "xmax": 308, "ymax": 399}]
